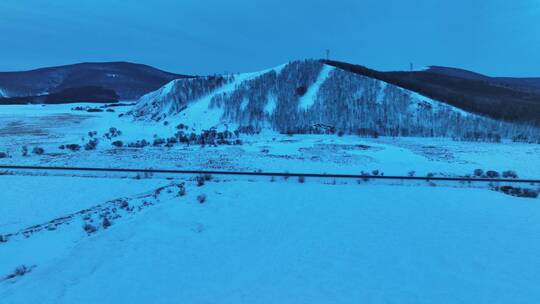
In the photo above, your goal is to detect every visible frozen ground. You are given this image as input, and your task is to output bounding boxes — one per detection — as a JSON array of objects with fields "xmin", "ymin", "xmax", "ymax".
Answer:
[
  {"xmin": 0, "ymin": 174, "xmax": 167, "ymax": 233},
  {"xmin": 1, "ymin": 103, "xmax": 539, "ymax": 303},
  {"xmin": 0, "ymin": 103, "xmax": 538, "ymax": 178},
  {"xmin": 1, "ymin": 178, "xmax": 539, "ymax": 303}
]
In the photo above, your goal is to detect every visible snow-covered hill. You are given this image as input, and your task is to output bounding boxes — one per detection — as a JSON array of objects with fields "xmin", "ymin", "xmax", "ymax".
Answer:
[{"xmin": 129, "ymin": 60, "xmax": 539, "ymax": 141}]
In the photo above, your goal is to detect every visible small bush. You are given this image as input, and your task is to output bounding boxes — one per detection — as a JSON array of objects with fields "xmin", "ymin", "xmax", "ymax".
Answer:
[
  {"xmin": 178, "ymin": 183, "xmax": 186, "ymax": 196},
  {"xmin": 5, "ymin": 265, "xmax": 31, "ymax": 280},
  {"xmin": 85, "ymin": 139, "xmax": 99, "ymax": 150},
  {"xmin": 502, "ymin": 170, "xmax": 518, "ymax": 179},
  {"xmin": 21, "ymin": 146, "xmax": 28, "ymax": 156},
  {"xmin": 197, "ymin": 194, "xmax": 207, "ymax": 204},
  {"xmin": 0, "ymin": 235, "xmax": 7, "ymax": 243},
  {"xmin": 0, "ymin": 152, "xmax": 8, "ymax": 158},
  {"xmin": 83, "ymin": 223, "xmax": 97, "ymax": 234},
  {"xmin": 112, "ymin": 140, "xmax": 123, "ymax": 148},
  {"xmin": 32, "ymin": 147, "xmax": 45, "ymax": 155},
  {"xmin": 497, "ymin": 186, "xmax": 539, "ymax": 198},
  {"xmin": 128, "ymin": 139, "xmax": 149, "ymax": 148},
  {"xmin": 371, "ymin": 170, "xmax": 380, "ymax": 176},
  {"xmin": 102, "ymin": 217, "xmax": 112, "ymax": 229},
  {"xmin": 153, "ymin": 138, "xmax": 166, "ymax": 146},
  {"xmin": 473, "ymin": 169, "xmax": 484, "ymax": 177},
  {"xmin": 486, "ymin": 170, "xmax": 500, "ymax": 178},
  {"xmin": 203, "ymin": 174, "xmax": 212, "ymax": 181},
  {"xmin": 196, "ymin": 176, "xmax": 205, "ymax": 187},
  {"xmin": 66, "ymin": 144, "xmax": 81, "ymax": 151},
  {"xmin": 298, "ymin": 175, "xmax": 305, "ymax": 183},
  {"xmin": 408, "ymin": 171, "xmax": 416, "ymax": 177}
]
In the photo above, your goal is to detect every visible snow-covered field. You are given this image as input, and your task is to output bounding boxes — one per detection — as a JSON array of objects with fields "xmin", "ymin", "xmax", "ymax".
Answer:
[
  {"xmin": 1, "ymin": 103, "xmax": 539, "ymax": 303},
  {"xmin": 1, "ymin": 177, "xmax": 540, "ymax": 303},
  {"xmin": 0, "ymin": 103, "xmax": 538, "ymax": 177}
]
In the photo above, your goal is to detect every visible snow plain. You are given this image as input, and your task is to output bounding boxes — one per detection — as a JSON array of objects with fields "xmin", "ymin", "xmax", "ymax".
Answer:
[
  {"xmin": 1, "ymin": 103, "xmax": 539, "ymax": 303},
  {"xmin": 0, "ymin": 103, "xmax": 538, "ymax": 177}
]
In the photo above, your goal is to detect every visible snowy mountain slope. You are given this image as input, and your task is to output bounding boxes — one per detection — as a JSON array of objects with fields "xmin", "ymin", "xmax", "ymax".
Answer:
[
  {"xmin": 129, "ymin": 60, "xmax": 539, "ymax": 140},
  {"xmin": 0, "ymin": 88, "xmax": 7, "ymax": 98}
]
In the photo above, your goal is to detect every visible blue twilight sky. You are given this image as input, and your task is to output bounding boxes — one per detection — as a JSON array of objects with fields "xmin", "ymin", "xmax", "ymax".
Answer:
[{"xmin": 0, "ymin": 0, "xmax": 539, "ymax": 76}]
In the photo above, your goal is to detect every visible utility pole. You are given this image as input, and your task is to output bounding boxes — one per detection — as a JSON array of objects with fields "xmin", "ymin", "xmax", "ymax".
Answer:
[
  {"xmin": 326, "ymin": 49, "xmax": 330, "ymax": 61},
  {"xmin": 409, "ymin": 62, "xmax": 414, "ymax": 72}
]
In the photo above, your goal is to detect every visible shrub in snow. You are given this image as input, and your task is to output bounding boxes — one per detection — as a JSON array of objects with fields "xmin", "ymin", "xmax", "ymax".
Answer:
[
  {"xmin": 0, "ymin": 235, "xmax": 7, "ymax": 243},
  {"xmin": 371, "ymin": 170, "xmax": 380, "ymax": 176},
  {"xmin": 298, "ymin": 175, "xmax": 305, "ymax": 183},
  {"xmin": 486, "ymin": 170, "xmax": 500, "ymax": 178},
  {"xmin": 408, "ymin": 171, "xmax": 416, "ymax": 177},
  {"xmin": 427, "ymin": 172, "xmax": 435, "ymax": 178},
  {"xmin": 197, "ymin": 194, "xmax": 207, "ymax": 204},
  {"xmin": 4, "ymin": 265, "xmax": 31, "ymax": 280},
  {"xmin": 502, "ymin": 170, "xmax": 518, "ymax": 179},
  {"xmin": 118, "ymin": 200, "xmax": 129, "ymax": 209},
  {"xmin": 83, "ymin": 223, "xmax": 97, "ymax": 234},
  {"xmin": 32, "ymin": 147, "xmax": 45, "ymax": 155},
  {"xmin": 178, "ymin": 183, "xmax": 186, "ymax": 196},
  {"xmin": 103, "ymin": 127, "xmax": 121, "ymax": 139},
  {"xmin": 153, "ymin": 138, "xmax": 166, "ymax": 146},
  {"xmin": 102, "ymin": 217, "xmax": 112, "ymax": 229},
  {"xmin": 106, "ymin": 108, "xmax": 115, "ymax": 112},
  {"xmin": 203, "ymin": 174, "xmax": 212, "ymax": 181},
  {"xmin": 497, "ymin": 186, "xmax": 539, "ymax": 198},
  {"xmin": 473, "ymin": 169, "xmax": 484, "ymax": 177},
  {"xmin": 0, "ymin": 152, "xmax": 8, "ymax": 158},
  {"xmin": 85, "ymin": 139, "xmax": 99, "ymax": 150},
  {"xmin": 65, "ymin": 144, "xmax": 81, "ymax": 151},
  {"xmin": 112, "ymin": 140, "xmax": 123, "ymax": 147},
  {"xmin": 128, "ymin": 139, "xmax": 149, "ymax": 148},
  {"xmin": 196, "ymin": 176, "xmax": 205, "ymax": 187},
  {"xmin": 21, "ymin": 146, "xmax": 28, "ymax": 156}
]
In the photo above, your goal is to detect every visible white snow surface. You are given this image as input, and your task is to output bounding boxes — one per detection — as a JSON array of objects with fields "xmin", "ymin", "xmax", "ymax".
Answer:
[
  {"xmin": 0, "ymin": 175, "xmax": 166, "ymax": 233},
  {"xmin": 1, "ymin": 179, "xmax": 540, "ymax": 303},
  {"xmin": 298, "ymin": 64, "xmax": 334, "ymax": 110}
]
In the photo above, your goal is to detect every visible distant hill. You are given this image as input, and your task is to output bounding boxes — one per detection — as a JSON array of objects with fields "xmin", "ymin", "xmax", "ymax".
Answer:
[
  {"xmin": 0, "ymin": 62, "xmax": 192, "ymax": 101},
  {"xmin": 426, "ymin": 66, "xmax": 540, "ymax": 94},
  {"xmin": 0, "ymin": 86, "xmax": 119, "ymax": 105},
  {"xmin": 323, "ymin": 60, "xmax": 540, "ymax": 125}
]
